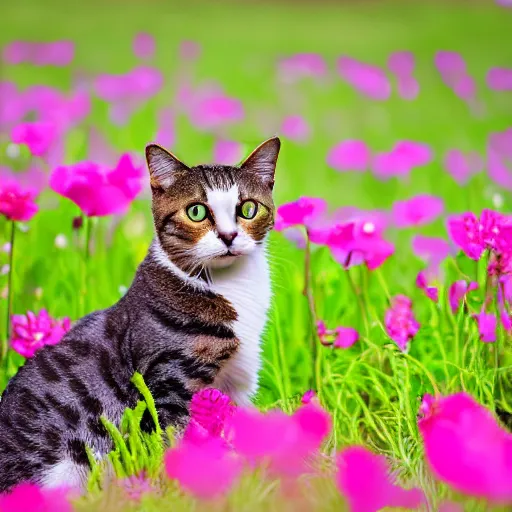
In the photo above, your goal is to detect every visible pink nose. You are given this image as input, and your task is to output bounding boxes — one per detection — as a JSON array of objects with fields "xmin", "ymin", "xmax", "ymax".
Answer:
[{"xmin": 219, "ymin": 232, "xmax": 237, "ymax": 247}]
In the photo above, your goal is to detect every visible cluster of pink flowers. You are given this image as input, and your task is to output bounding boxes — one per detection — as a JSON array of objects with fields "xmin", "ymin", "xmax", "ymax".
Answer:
[
  {"xmin": 384, "ymin": 295, "xmax": 420, "ymax": 351},
  {"xmin": 10, "ymin": 310, "xmax": 71, "ymax": 358},
  {"xmin": 434, "ymin": 51, "xmax": 477, "ymax": 106},
  {"xmin": 3, "ymin": 40, "xmax": 74, "ymax": 66}
]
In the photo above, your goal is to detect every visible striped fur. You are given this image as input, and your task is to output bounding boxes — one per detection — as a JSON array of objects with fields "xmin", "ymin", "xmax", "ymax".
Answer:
[{"xmin": 0, "ymin": 137, "xmax": 280, "ymax": 492}]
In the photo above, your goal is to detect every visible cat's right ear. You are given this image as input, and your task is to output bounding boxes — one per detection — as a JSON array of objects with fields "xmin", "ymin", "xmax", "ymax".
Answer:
[{"xmin": 145, "ymin": 144, "xmax": 190, "ymax": 190}]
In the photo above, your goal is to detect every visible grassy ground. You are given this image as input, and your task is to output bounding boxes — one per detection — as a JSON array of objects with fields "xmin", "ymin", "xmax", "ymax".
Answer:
[{"xmin": 1, "ymin": 0, "xmax": 512, "ymax": 509}]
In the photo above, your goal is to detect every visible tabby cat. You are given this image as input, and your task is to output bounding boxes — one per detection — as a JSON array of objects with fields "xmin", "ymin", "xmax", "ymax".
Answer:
[{"xmin": 0, "ymin": 136, "xmax": 280, "ymax": 492}]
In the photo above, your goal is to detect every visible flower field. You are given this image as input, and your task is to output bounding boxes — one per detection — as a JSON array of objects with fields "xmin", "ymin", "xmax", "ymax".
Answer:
[{"xmin": 1, "ymin": 0, "xmax": 512, "ymax": 510}]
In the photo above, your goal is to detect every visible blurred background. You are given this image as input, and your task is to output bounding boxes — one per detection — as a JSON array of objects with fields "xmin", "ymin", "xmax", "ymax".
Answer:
[{"xmin": 1, "ymin": 0, "xmax": 512, "ymax": 401}]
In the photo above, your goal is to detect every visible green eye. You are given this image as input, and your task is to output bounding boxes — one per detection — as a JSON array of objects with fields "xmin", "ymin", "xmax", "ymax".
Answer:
[
  {"xmin": 187, "ymin": 203, "xmax": 208, "ymax": 222},
  {"xmin": 239, "ymin": 200, "xmax": 258, "ymax": 220}
]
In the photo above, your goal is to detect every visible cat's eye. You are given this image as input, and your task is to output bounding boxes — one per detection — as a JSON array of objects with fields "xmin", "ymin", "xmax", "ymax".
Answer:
[
  {"xmin": 187, "ymin": 203, "xmax": 208, "ymax": 222},
  {"xmin": 239, "ymin": 200, "xmax": 258, "ymax": 220}
]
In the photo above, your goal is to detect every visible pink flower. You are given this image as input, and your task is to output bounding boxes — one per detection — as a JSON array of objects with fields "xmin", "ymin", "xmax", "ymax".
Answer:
[
  {"xmin": 50, "ymin": 153, "xmax": 143, "ymax": 217},
  {"xmin": 336, "ymin": 446, "xmax": 425, "ymax": 512},
  {"xmin": 327, "ymin": 140, "xmax": 370, "ymax": 172},
  {"xmin": 418, "ymin": 392, "xmax": 512, "ymax": 503},
  {"xmin": 384, "ymin": 295, "xmax": 420, "ymax": 351},
  {"xmin": 411, "ymin": 235, "xmax": 452, "ymax": 268},
  {"xmin": 275, "ymin": 197, "xmax": 327, "ymax": 231},
  {"xmin": 32, "ymin": 41, "xmax": 74, "ymax": 67},
  {"xmin": 165, "ymin": 436, "xmax": 242, "ymax": 500},
  {"xmin": 435, "ymin": 51, "xmax": 467, "ymax": 88},
  {"xmin": 488, "ymin": 129, "xmax": 512, "ymax": 190},
  {"xmin": 448, "ymin": 280, "xmax": 478, "ymax": 313},
  {"xmin": 446, "ymin": 209, "xmax": 512, "ymax": 260},
  {"xmin": 301, "ymin": 390, "xmax": 316, "ymax": 404},
  {"xmin": 154, "ymin": 108, "xmax": 175, "ymax": 149},
  {"xmin": 372, "ymin": 141, "xmax": 431, "ymax": 179},
  {"xmin": 189, "ymin": 388, "xmax": 235, "ymax": 438},
  {"xmin": 487, "ymin": 67, "xmax": 512, "ymax": 91},
  {"xmin": 213, "ymin": 140, "xmax": 243, "ymax": 165},
  {"xmin": 444, "ymin": 149, "xmax": 483, "ymax": 185},
  {"xmin": 326, "ymin": 219, "xmax": 394, "ymax": 271},
  {"xmin": 415, "ymin": 271, "xmax": 439, "ymax": 302},
  {"xmin": 11, "ymin": 121, "xmax": 58, "ymax": 157},
  {"xmin": 188, "ymin": 92, "xmax": 244, "ymax": 131},
  {"xmin": 0, "ymin": 182, "xmax": 39, "ymax": 222},
  {"xmin": 333, "ymin": 327, "xmax": 359, "ymax": 349},
  {"xmin": 281, "ymin": 115, "xmax": 310, "ymax": 143},
  {"xmin": 94, "ymin": 66, "xmax": 163, "ymax": 104},
  {"xmin": 472, "ymin": 312, "xmax": 497, "ymax": 343},
  {"xmin": 500, "ymin": 308, "xmax": 512, "ymax": 331},
  {"xmin": 229, "ymin": 403, "xmax": 331, "ymax": 478},
  {"xmin": 132, "ymin": 32, "xmax": 155, "ymax": 60},
  {"xmin": 278, "ymin": 53, "xmax": 327, "ymax": 83},
  {"xmin": 392, "ymin": 194, "xmax": 444, "ymax": 228},
  {"xmin": 337, "ymin": 56, "xmax": 391, "ymax": 101},
  {"xmin": 283, "ymin": 227, "xmax": 307, "ymax": 249},
  {"xmin": 0, "ymin": 483, "xmax": 72, "ymax": 512},
  {"xmin": 2, "ymin": 41, "xmax": 31, "ymax": 65},
  {"xmin": 10, "ymin": 309, "xmax": 71, "ymax": 358},
  {"xmin": 387, "ymin": 51, "xmax": 419, "ymax": 100}
]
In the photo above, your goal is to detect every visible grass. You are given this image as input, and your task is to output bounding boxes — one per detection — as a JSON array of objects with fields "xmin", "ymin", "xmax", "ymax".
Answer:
[{"xmin": 1, "ymin": 0, "xmax": 512, "ymax": 509}]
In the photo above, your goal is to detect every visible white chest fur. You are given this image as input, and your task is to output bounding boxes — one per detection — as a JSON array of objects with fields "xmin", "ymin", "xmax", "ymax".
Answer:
[{"xmin": 209, "ymin": 246, "xmax": 271, "ymax": 406}]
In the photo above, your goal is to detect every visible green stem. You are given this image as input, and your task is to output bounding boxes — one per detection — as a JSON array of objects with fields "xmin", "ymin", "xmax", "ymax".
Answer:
[
  {"xmin": 2, "ymin": 221, "xmax": 15, "ymax": 360},
  {"xmin": 346, "ymin": 267, "xmax": 369, "ymax": 335},
  {"xmin": 303, "ymin": 231, "xmax": 321, "ymax": 393}
]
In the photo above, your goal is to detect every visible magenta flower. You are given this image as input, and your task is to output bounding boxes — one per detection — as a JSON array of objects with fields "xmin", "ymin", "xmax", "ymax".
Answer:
[
  {"xmin": 317, "ymin": 321, "xmax": 359, "ymax": 349},
  {"xmin": 500, "ymin": 309, "xmax": 512, "ymax": 331},
  {"xmin": 50, "ymin": 153, "xmax": 143, "ymax": 217},
  {"xmin": 392, "ymin": 194, "xmax": 444, "ymax": 228},
  {"xmin": 189, "ymin": 388, "xmax": 235, "ymax": 438},
  {"xmin": 11, "ymin": 121, "xmax": 58, "ymax": 157},
  {"xmin": 387, "ymin": 51, "xmax": 419, "ymax": 100},
  {"xmin": 488, "ymin": 129, "xmax": 512, "ymax": 190},
  {"xmin": 132, "ymin": 32, "xmax": 155, "ymax": 60},
  {"xmin": 473, "ymin": 312, "xmax": 497, "ymax": 343},
  {"xmin": 411, "ymin": 235, "xmax": 452, "ymax": 268},
  {"xmin": 278, "ymin": 53, "xmax": 327, "ymax": 83},
  {"xmin": 33, "ymin": 41, "xmax": 75, "ymax": 67},
  {"xmin": 384, "ymin": 295, "xmax": 420, "ymax": 351},
  {"xmin": 188, "ymin": 92, "xmax": 244, "ymax": 131},
  {"xmin": 418, "ymin": 392, "xmax": 512, "ymax": 503},
  {"xmin": 230, "ymin": 403, "xmax": 331, "ymax": 478},
  {"xmin": 415, "ymin": 271, "xmax": 439, "ymax": 302},
  {"xmin": 281, "ymin": 115, "xmax": 310, "ymax": 143},
  {"xmin": 444, "ymin": 149, "xmax": 483, "ymax": 185},
  {"xmin": 0, "ymin": 181, "xmax": 39, "ymax": 222},
  {"xmin": 0, "ymin": 483, "xmax": 72, "ymax": 512},
  {"xmin": 435, "ymin": 51, "xmax": 466, "ymax": 88},
  {"xmin": 372, "ymin": 141, "xmax": 431, "ymax": 179},
  {"xmin": 336, "ymin": 446, "xmax": 425, "ymax": 512},
  {"xmin": 213, "ymin": 140, "xmax": 243, "ymax": 165},
  {"xmin": 2, "ymin": 41, "xmax": 31, "ymax": 65},
  {"xmin": 11, "ymin": 309, "xmax": 70, "ymax": 358},
  {"xmin": 301, "ymin": 390, "xmax": 316, "ymax": 404},
  {"xmin": 326, "ymin": 218, "xmax": 394, "ymax": 271},
  {"xmin": 274, "ymin": 197, "xmax": 327, "ymax": 231},
  {"xmin": 165, "ymin": 436, "xmax": 242, "ymax": 500},
  {"xmin": 333, "ymin": 327, "xmax": 359, "ymax": 349},
  {"xmin": 448, "ymin": 280, "xmax": 478, "ymax": 313},
  {"xmin": 446, "ymin": 209, "xmax": 512, "ymax": 260},
  {"xmin": 337, "ymin": 56, "xmax": 391, "ymax": 101},
  {"xmin": 154, "ymin": 108, "xmax": 175, "ymax": 149},
  {"xmin": 327, "ymin": 140, "xmax": 370, "ymax": 173},
  {"xmin": 283, "ymin": 227, "xmax": 307, "ymax": 249},
  {"xmin": 487, "ymin": 67, "xmax": 512, "ymax": 91}
]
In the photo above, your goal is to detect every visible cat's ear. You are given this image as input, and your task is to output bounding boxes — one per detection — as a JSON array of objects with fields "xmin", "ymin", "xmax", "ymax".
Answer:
[
  {"xmin": 240, "ymin": 137, "xmax": 281, "ymax": 189},
  {"xmin": 145, "ymin": 144, "xmax": 190, "ymax": 190}
]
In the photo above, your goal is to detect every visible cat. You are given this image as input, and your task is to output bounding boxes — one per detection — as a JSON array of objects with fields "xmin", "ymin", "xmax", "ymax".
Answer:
[{"xmin": 0, "ymin": 136, "xmax": 280, "ymax": 493}]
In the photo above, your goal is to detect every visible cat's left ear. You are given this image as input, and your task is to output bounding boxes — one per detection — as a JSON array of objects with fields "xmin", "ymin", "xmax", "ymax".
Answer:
[{"xmin": 240, "ymin": 137, "xmax": 281, "ymax": 189}]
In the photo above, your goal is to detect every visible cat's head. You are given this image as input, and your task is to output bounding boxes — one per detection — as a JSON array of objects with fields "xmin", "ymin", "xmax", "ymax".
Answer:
[{"xmin": 145, "ymin": 137, "xmax": 280, "ymax": 274}]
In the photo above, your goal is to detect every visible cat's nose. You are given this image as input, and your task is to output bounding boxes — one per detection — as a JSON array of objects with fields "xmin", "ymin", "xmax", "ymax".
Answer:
[{"xmin": 219, "ymin": 232, "xmax": 238, "ymax": 247}]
